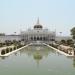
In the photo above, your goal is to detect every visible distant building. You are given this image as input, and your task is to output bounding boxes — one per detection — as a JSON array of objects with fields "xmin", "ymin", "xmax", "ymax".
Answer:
[
  {"xmin": 55, "ymin": 36, "xmax": 72, "ymax": 41},
  {"xmin": 0, "ymin": 33, "xmax": 5, "ymax": 36},
  {"xmin": 0, "ymin": 35, "xmax": 20, "ymax": 43}
]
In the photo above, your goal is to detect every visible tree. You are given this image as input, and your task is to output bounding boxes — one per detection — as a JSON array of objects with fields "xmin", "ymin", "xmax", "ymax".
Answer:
[
  {"xmin": 71, "ymin": 27, "xmax": 75, "ymax": 39},
  {"xmin": 66, "ymin": 39, "xmax": 74, "ymax": 46},
  {"xmin": 60, "ymin": 39, "xmax": 66, "ymax": 45}
]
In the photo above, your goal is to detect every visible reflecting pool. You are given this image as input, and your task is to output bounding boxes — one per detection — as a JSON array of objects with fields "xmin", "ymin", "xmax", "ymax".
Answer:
[{"xmin": 0, "ymin": 45, "xmax": 75, "ymax": 75}]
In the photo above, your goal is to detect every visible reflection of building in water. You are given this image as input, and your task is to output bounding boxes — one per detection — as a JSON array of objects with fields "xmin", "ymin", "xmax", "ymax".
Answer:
[
  {"xmin": 20, "ymin": 45, "xmax": 55, "ymax": 57},
  {"xmin": 20, "ymin": 18, "xmax": 56, "ymax": 44},
  {"xmin": 19, "ymin": 45, "xmax": 56, "ymax": 67},
  {"xmin": 33, "ymin": 51, "xmax": 43, "ymax": 68}
]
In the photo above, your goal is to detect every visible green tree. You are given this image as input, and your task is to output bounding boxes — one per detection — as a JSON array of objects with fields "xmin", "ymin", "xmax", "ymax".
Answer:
[
  {"xmin": 60, "ymin": 39, "xmax": 66, "ymax": 45},
  {"xmin": 66, "ymin": 39, "xmax": 74, "ymax": 46},
  {"xmin": 71, "ymin": 27, "xmax": 75, "ymax": 39}
]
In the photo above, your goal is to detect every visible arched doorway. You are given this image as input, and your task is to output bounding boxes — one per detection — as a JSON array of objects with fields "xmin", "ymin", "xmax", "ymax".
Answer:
[
  {"xmin": 37, "ymin": 37, "xmax": 39, "ymax": 40},
  {"xmin": 39, "ymin": 37, "xmax": 42, "ymax": 41},
  {"xmin": 34, "ymin": 37, "xmax": 36, "ymax": 41},
  {"xmin": 43, "ymin": 37, "xmax": 46, "ymax": 41},
  {"xmin": 31, "ymin": 37, "xmax": 33, "ymax": 41}
]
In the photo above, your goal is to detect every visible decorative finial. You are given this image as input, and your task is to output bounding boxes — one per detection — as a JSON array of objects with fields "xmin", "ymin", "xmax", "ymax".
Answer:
[{"xmin": 37, "ymin": 18, "xmax": 40, "ymax": 25}]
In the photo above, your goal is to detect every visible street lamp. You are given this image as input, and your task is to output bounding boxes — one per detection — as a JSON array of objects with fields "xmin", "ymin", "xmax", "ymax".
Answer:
[
  {"xmin": 14, "ymin": 32, "xmax": 16, "ymax": 35},
  {"xmin": 59, "ymin": 32, "xmax": 62, "ymax": 36}
]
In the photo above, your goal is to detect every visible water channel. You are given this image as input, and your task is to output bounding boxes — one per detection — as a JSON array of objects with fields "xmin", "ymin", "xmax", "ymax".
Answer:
[{"xmin": 0, "ymin": 45, "xmax": 75, "ymax": 75}]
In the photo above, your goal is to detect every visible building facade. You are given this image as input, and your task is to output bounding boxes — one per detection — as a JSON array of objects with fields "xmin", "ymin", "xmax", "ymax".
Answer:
[
  {"xmin": 20, "ymin": 19, "xmax": 56, "ymax": 44},
  {"xmin": 0, "ymin": 19, "xmax": 72, "ymax": 43}
]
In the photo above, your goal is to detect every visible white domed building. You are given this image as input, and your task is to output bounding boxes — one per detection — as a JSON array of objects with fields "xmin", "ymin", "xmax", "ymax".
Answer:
[{"xmin": 20, "ymin": 18, "xmax": 56, "ymax": 44}]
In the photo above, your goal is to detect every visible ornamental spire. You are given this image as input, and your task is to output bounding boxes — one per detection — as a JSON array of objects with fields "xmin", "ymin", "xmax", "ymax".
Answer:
[{"xmin": 36, "ymin": 18, "xmax": 40, "ymax": 25}]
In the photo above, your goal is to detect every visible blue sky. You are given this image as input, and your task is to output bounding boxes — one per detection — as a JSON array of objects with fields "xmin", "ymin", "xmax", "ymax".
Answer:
[{"xmin": 0, "ymin": 0, "xmax": 75, "ymax": 36}]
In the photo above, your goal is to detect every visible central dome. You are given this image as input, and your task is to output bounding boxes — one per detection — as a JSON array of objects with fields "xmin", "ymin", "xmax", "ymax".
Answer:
[
  {"xmin": 34, "ymin": 18, "xmax": 43, "ymax": 29},
  {"xmin": 34, "ymin": 25, "xmax": 42, "ymax": 29}
]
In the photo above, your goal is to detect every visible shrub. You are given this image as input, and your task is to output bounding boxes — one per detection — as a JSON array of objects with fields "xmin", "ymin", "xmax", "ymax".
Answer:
[
  {"xmin": 0, "ymin": 43, "xmax": 3, "ymax": 47},
  {"xmin": 13, "ymin": 46, "xmax": 16, "ymax": 50},
  {"xmin": 6, "ymin": 48, "xmax": 9, "ymax": 53},
  {"xmin": 17, "ymin": 45, "xmax": 19, "ymax": 49},
  {"xmin": 1, "ymin": 50, "xmax": 5, "ymax": 55},
  {"xmin": 10, "ymin": 48, "xmax": 12, "ymax": 52}
]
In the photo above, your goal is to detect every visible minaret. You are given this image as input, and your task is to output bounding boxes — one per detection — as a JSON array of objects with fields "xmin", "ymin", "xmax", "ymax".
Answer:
[{"xmin": 36, "ymin": 18, "xmax": 40, "ymax": 25}]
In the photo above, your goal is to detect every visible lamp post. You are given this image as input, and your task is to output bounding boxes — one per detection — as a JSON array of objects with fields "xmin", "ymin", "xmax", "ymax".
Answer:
[
  {"xmin": 14, "ymin": 32, "xmax": 16, "ymax": 35},
  {"xmin": 59, "ymin": 32, "xmax": 62, "ymax": 42},
  {"xmin": 59, "ymin": 32, "xmax": 62, "ymax": 36},
  {"xmin": 52, "ymin": 35, "xmax": 54, "ymax": 46}
]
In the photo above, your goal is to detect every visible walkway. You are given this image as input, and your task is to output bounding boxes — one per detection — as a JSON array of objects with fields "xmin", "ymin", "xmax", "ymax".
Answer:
[
  {"xmin": 43, "ymin": 43, "xmax": 74, "ymax": 57},
  {"xmin": 0, "ymin": 43, "xmax": 32, "ymax": 57}
]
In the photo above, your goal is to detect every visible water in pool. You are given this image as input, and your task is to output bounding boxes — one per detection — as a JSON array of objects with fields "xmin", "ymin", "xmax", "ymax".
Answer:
[{"xmin": 0, "ymin": 45, "xmax": 75, "ymax": 75}]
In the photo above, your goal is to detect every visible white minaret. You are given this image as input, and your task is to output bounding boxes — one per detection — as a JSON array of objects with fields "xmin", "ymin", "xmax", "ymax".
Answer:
[{"xmin": 36, "ymin": 18, "xmax": 40, "ymax": 25}]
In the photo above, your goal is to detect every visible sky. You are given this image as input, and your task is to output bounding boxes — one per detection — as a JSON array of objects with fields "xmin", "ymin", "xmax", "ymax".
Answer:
[{"xmin": 0, "ymin": 0, "xmax": 75, "ymax": 36}]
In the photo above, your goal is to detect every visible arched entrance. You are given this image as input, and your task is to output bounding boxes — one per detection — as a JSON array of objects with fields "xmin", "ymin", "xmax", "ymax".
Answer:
[
  {"xmin": 37, "ymin": 37, "xmax": 39, "ymax": 40},
  {"xmin": 39, "ymin": 37, "xmax": 42, "ymax": 40},
  {"xmin": 34, "ymin": 37, "xmax": 36, "ymax": 41}
]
